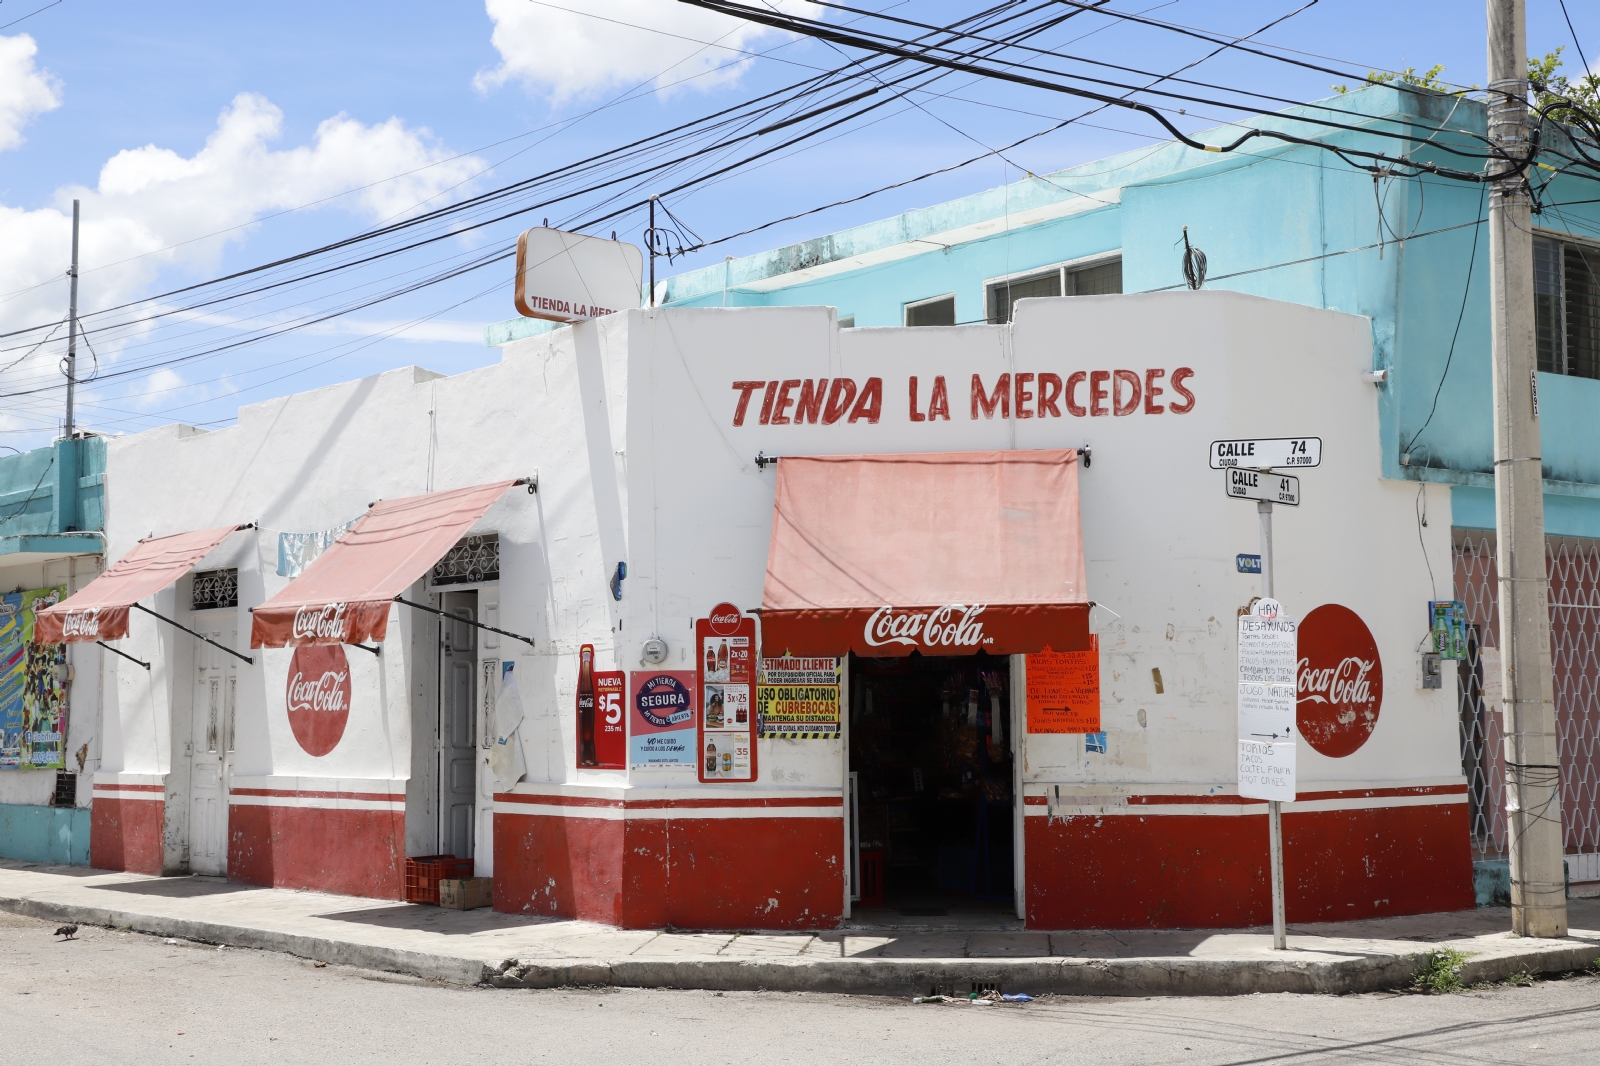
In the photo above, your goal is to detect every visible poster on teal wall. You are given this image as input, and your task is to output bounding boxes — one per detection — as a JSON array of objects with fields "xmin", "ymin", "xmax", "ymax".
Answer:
[{"xmin": 0, "ymin": 586, "xmax": 68, "ymax": 770}]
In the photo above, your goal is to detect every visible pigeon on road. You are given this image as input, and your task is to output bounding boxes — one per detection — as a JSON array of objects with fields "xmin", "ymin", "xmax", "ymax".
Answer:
[{"xmin": 53, "ymin": 924, "xmax": 78, "ymax": 940}]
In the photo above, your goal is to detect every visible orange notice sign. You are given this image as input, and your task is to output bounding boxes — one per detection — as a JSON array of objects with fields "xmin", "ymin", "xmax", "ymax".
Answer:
[{"xmin": 1026, "ymin": 638, "xmax": 1100, "ymax": 734}]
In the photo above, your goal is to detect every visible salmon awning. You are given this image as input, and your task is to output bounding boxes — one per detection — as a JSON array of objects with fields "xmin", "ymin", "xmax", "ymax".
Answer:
[
  {"xmin": 251, "ymin": 481, "xmax": 518, "ymax": 648},
  {"xmin": 33, "ymin": 525, "xmax": 247, "ymax": 644},
  {"xmin": 761, "ymin": 450, "xmax": 1090, "ymax": 657}
]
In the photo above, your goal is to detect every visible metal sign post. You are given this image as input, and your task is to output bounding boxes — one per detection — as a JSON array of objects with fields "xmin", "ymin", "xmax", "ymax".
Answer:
[
  {"xmin": 1259, "ymin": 499, "xmax": 1287, "ymax": 953},
  {"xmin": 1218, "ymin": 437, "xmax": 1315, "ymax": 953}
]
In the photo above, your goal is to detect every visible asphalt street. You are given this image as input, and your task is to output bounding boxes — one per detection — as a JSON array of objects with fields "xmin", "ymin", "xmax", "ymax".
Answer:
[{"xmin": 5, "ymin": 911, "xmax": 1597, "ymax": 1066}]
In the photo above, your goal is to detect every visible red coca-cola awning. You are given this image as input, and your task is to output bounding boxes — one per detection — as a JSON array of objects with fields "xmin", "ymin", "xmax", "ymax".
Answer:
[
  {"xmin": 761, "ymin": 450, "xmax": 1090, "ymax": 657},
  {"xmin": 33, "ymin": 525, "xmax": 247, "ymax": 644},
  {"xmin": 250, "ymin": 481, "xmax": 517, "ymax": 648}
]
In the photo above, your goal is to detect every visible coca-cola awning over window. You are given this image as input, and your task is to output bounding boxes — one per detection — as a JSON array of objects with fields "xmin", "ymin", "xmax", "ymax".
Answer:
[
  {"xmin": 33, "ymin": 525, "xmax": 248, "ymax": 644},
  {"xmin": 761, "ymin": 450, "xmax": 1090, "ymax": 657},
  {"xmin": 251, "ymin": 481, "xmax": 518, "ymax": 649}
]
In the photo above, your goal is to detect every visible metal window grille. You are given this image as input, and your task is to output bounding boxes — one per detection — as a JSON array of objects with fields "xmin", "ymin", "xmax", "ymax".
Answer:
[
  {"xmin": 1532, "ymin": 234, "xmax": 1600, "ymax": 380},
  {"xmin": 984, "ymin": 257, "xmax": 1124, "ymax": 325},
  {"xmin": 191, "ymin": 568, "xmax": 238, "ymax": 611},
  {"xmin": 430, "ymin": 533, "xmax": 499, "ymax": 587},
  {"xmin": 1454, "ymin": 530, "xmax": 1600, "ymax": 864}
]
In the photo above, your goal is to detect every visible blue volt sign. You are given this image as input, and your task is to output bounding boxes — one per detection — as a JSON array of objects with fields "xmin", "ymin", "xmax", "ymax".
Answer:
[{"xmin": 1237, "ymin": 554, "xmax": 1263, "ymax": 574}]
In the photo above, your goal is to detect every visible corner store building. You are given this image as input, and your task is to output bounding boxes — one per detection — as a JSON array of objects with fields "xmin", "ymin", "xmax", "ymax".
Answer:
[{"xmin": 77, "ymin": 288, "xmax": 1471, "ymax": 927}]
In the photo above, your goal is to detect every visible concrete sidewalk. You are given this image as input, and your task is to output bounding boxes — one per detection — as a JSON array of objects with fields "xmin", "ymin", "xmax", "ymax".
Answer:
[{"xmin": 3, "ymin": 860, "xmax": 1597, "ymax": 996}]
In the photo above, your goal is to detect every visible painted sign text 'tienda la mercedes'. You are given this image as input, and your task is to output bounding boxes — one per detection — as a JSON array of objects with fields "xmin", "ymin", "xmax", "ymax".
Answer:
[{"xmin": 729, "ymin": 369, "xmax": 1195, "ymax": 426}]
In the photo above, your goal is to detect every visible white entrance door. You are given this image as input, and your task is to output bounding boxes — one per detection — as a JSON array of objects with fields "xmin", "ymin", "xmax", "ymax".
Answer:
[{"xmin": 189, "ymin": 618, "xmax": 237, "ymax": 875}]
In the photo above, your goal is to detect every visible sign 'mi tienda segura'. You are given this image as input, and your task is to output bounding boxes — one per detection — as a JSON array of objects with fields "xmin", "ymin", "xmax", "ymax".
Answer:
[{"xmin": 1237, "ymin": 598, "xmax": 1297, "ymax": 802}]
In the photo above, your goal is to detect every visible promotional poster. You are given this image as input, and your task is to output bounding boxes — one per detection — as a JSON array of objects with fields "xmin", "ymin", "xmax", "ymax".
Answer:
[{"xmin": 0, "ymin": 586, "xmax": 69, "ymax": 770}]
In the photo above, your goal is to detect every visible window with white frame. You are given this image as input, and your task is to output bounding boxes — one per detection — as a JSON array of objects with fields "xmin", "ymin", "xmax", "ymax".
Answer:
[
  {"xmin": 986, "ymin": 255, "xmax": 1122, "ymax": 324},
  {"xmin": 1535, "ymin": 234, "xmax": 1600, "ymax": 380},
  {"xmin": 905, "ymin": 294, "xmax": 956, "ymax": 327}
]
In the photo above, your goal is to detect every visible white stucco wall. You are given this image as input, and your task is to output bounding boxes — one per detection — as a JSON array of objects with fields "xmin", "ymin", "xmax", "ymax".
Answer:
[{"xmin": 95, "ymin": 289, "xmax": 1459, "ymax": 874}]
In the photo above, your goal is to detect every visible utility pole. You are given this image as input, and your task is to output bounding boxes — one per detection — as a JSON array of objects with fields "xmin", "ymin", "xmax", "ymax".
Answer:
[
  {"xmin": 648, "ymin": 194, "xmax": 658, "ymax": 308},
  {"xmin": 64, "ymin": 199, "xmax": 80, "ymax": 437},
  {"xmin": 1486, "ymin": 0, "xmax": 1567, "ymax": 938}
]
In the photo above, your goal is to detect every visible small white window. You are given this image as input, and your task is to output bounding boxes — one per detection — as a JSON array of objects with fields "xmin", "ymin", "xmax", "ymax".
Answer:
[
  {"xmin": 905, "ymin": 294, "xmax": 956, "ymax": 327},
  {"xmin": 985, "ymin": 255, "xmax": 1123, "ymax": 324}
]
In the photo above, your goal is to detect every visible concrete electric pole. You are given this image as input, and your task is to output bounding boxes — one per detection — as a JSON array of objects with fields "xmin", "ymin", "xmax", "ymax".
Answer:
[
  {"xmin": 64, "ymin": 198, "xmax": 80, "ymax": 437},
  {"xmin": 1486, "ymin": 0, "xmax": 1567, "ymax": 938}
]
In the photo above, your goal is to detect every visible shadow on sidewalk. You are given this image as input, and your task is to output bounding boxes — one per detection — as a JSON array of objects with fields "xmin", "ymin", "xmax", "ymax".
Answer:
[
  {"xmin": 91, "ymin": 876, "xmax": 259, "ymax": 898},
  {"xmin": 312, "ymin": 902, "xmax": 562, "ymax": 935}
]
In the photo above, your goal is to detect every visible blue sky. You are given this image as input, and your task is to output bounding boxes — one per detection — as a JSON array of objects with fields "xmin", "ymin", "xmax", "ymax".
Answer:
[{"xmin": 0, "ymin": 0, "xmax": 1594, "ymax": 446}]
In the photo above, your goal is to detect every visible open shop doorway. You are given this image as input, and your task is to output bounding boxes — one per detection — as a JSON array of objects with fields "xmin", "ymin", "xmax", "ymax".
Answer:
[{"xmin": 848, "ymin": 651, "xmax": 1017, "ymax": 923}]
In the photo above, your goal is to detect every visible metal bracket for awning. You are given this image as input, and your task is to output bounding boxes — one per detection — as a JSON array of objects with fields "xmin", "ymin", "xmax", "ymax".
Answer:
[
  {"xmin": 394, "ymin": 596, "xmax": 535, "ymax": 647},
  {"xmin": 755, "ymin": 451, "xmax": 780, "ymax": 471},
  {"xmin": 132, "ymin": 603, "xmax": 254, "ymax": 665},
  {"xmin": 97, "ymin": 640, "xmax": 151, "ymax": 671},
  {"xmin": 349, "ymin": 643, "xmax": 381, "ymax": 656},
  {"xmin": 1078, "ymin": 445, "xmax": 1091, "ymax": 468}
]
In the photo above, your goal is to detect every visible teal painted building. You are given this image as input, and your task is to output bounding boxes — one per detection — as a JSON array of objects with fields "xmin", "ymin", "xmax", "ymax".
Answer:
[
  {"xmin": 487, "ymin": 85, "xmax": 1600, "ymax": 894},
  {"xmin": 0, "ymin": 434, "xmax": 107, "ymax": 866}
]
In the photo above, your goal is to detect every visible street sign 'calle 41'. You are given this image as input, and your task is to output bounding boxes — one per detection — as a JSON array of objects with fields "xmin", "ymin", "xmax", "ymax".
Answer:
[{"xmin": 1225, "ymin": 469, "xmax": 1300, "ymax": 506}]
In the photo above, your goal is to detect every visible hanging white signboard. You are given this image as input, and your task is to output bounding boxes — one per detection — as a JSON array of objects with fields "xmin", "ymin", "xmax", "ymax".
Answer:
[
  {"xmin": 1237, "ymin": 597, "xmax": 1297, "ymax": 802},
  {"xmin": 514, "ymin": 227, "xmax": 643, "ymax": 323}
]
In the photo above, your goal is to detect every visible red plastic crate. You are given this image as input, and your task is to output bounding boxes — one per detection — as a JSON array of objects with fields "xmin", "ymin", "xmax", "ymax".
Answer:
[
  {"xmin": 405, "ymin": 854, "xmax": 474, "ymax": 905},
  {"xmin": 857, "ymin": 848, "xmax": 884, "ymax": 907}
]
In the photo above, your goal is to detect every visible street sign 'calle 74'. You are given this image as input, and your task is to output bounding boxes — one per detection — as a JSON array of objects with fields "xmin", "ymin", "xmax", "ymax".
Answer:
[
  {"xmin": 1208, "ymin": 437, "xmax": 1321, "ymax": 469},
  {"xmin": 1225, "ymin": 469, "xmax": 1300, "ymax": 506}
]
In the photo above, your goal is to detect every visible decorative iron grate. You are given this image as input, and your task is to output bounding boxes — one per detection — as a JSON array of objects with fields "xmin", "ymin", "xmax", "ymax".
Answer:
[
  {"xmin": 431, "ymin": 533, "xmax": 499, "ymax": 587},
  {"xmin": 1455, "ymin": 531, "xmax": 1600, "ymax": 862},
  {"xmin": 191, "ymin": 568, "xmax": 238, "ymax": 611}
]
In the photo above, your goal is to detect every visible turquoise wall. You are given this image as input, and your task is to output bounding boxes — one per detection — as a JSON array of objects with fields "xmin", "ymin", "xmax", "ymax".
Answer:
[
  {"xmin": 0, "ymin": 435, "xmax": 106, "ymax": 537},
  {"xmin": 650, "ymin": 86, "xmax": 1600, "ymax": 528},
  {"xmin": 0, "ymin": 805, "xmax": 91, "ymax": 866}
]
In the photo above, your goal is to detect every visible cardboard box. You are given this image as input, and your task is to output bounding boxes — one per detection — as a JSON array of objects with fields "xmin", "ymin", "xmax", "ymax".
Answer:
[{"xmin": 438, "ymin": 876, "xmax": 493, "ymax": 910}]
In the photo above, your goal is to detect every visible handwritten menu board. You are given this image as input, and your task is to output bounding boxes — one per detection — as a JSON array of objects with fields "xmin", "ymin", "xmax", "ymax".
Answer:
[{"xmin": 1025, "ymin": 637, "xmax": 1101, "ymax": 734}]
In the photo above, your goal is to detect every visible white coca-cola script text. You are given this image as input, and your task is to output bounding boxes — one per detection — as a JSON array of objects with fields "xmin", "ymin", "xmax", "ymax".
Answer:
[
  {"xmin": 863, "ymin": 605, "xmax": 988, "ymax": 649},
  {"xmin": 60, "ymin": 608, "xmax": 103, "ymax": 638},
  {"xmin": 287, "ymin": 669, "xmax": 349, "ymax": 714},
  {"xmin": 1296, "ymin": 656, "xmax": 1377, "ymax": 709},
  {"xmin": 291, "ymin": 603, "xmax": 348, "ymax": 642}
]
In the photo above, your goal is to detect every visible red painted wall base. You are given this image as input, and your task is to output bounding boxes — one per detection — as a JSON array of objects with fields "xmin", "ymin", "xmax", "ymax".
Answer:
[
  {"xmin": 1026, "ymin": 801, "xmax": 1476, "ymax": 929},
  {"xmin": 494, "ymin": 808, "xmax": 843, "ymax": 930},
  {"xmin": 89, "ymin": 798, "xmax": 164, "ymax": 875},
  {"xmin": 228, "ymin": 805, "xmax": 404, "ymax": 900}
]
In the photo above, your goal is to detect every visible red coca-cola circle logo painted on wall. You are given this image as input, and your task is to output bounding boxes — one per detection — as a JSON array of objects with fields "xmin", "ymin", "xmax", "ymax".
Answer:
[
  {"xmin": 1296, "ymin": 604, "xmax": 1383, "ymax": 758},
  {"xmin": 286, "ymin": 645, "xmax": 352, "ymax": 757}
]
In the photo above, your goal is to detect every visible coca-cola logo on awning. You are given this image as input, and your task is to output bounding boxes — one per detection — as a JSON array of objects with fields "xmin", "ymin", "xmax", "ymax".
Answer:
[
  {"xmin": 1296, "ymin": 603, "xmax": 1383, "ymax": 758},
  {"xmin": 61, "ymin": 608, "xmax": 103, "ymax": 638},
  {"xmin": 864, "ymin": 604, "xmax": 990, "ymax": 650},
  {"xmin": 286, "ymin": 644, "xmax": 352, "ymax": 757},
  {"xmin": 291, "ymin": 602, "xmax": 348, "ymax": 643}
]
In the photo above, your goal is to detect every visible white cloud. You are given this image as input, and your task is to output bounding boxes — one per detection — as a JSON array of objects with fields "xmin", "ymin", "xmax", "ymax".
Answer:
[
  {"xmin": 0, "ymin": 33, "xmax": 60, "ymax": 151},
  {"xmin": 476, "ymin": 0, "xmax": 819, "ymax": 102},
  {"xmin": 0, "ymin": 91, "xmax": 487, "ymax": 439}
]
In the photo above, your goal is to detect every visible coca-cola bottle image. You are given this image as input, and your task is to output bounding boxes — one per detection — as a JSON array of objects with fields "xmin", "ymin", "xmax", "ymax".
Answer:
[
  {"xmin": 717, "ymin": 640, "xmax": 728, "ymax": 673},
  {"xmin": 578, "ymin": 645, "xmax": 597, "ymax": 766},
  {"xmin": 705, "ymin": 643, "xmax": 716, "ymax": 676}
]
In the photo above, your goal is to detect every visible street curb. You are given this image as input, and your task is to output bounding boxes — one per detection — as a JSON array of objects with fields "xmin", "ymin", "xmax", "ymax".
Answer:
[
  {"xmin": 0, "ymin": 895, "xmax": 489, "ymax": 985},
  {"xmin": 5, "ymin": 893, "xmax": 1595, "ymax": 996},
  {"xmin": 486, "ymin": 943, "xmax": 1600, "ymax": 996}
]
